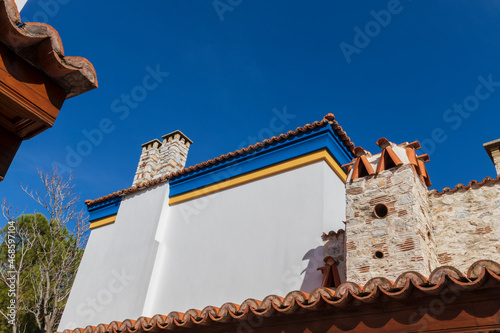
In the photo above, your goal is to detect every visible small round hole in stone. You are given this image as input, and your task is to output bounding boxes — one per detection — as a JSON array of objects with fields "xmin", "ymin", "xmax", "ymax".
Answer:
[
  {"xmin": 374, "ymin": 250, "xmax": 384, "ymax": 259},
  {"xmin": 373, "ymin": 203, "xmax": 389, "ymax": 218}
]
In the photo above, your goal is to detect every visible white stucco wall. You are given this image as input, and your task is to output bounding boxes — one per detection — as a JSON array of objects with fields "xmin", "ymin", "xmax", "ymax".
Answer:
[
  {"xmin": 15, "ymin": 0, "xmax": 27, "ymax": 11},
  {"xmin": 58, "ymin": 183, "xmax": 170, "ymax": 331},
  {"xmin": 143, "ymin": 161, "xmax": 346, "ymax": 316},
  {"xmin": 60, "ymin": 160, "xmax": 347, "ymax": 330}
]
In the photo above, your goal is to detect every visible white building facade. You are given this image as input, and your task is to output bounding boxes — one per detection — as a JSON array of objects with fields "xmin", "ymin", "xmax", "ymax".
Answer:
[{"xmin": 58, "ymin": 115, "xmax": 355, "ymax": 330}]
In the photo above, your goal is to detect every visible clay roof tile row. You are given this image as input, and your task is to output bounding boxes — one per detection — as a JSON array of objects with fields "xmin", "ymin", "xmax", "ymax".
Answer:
[
  {"xmin": 321, "ymin": 229, "xmax": 345, "ymax": 240},
  {"xmin": 0, "ymin": 0, "xmax": 97, "ymax": 98},
  {"xmin": 430, "ymin": 174, "xmax": 500, "ymax": 195},
  {"xmin": 85, "ymin": 114, "xmax": 355, "ymax": 207},
  {"xmin": 59, "ymin": 260, "xmax": 500, "ymax": 333}
]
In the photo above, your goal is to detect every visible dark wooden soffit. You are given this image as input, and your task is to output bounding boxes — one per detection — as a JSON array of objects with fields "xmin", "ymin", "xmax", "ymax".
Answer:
[{"xmin": 0, "ymin": 0, "xmax": 97, "ymax": 180}]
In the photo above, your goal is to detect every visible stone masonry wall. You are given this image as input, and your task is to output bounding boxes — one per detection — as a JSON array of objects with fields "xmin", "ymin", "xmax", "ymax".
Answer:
[
  {"xmin": 323, "ymin": 231, "xmax": 346, "ymax": 284},
  {"xmin": 346, "ymin": 164, "xmax": 439, "ymax": 284},
  {"xmin": 484, "ymin": 139, "xmax": 500, "ymax": 177},
  {"xmin": 133, "ymin": 140, "xmax": 162, "ymax": 186},
  {"xmin": 430, "ymin": 180, "xmax": 500, "ymax": 274},
  {"xmin": 157, "ymin": 133, "xmax": 190, "ymax": 177}
]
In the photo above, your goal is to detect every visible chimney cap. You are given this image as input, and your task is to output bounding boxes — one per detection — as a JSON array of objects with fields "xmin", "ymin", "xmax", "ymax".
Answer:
[
  {"xmin": 376, "ymin": 138, "xmax": 391, "ymax": 149},
  {"xmin": 162, "ymin": 130, "xmax": 193, "ymax": 144},
  {"xmin": 402, "ymin": 141, "xmax": 422, "ymax": 150},
  {"xmin": 483, "ymin": 138, "xmax": 500, "ymax": 162},
  {"xmin": 141, "ymin": 138, "xmax": 162, "ymax": 148},
  {"xmin": 354, "ymin": 146, "xmax": 371, "ymax": 157},
  {"xmin": 417, "ymin": 154, "xmax": 430, "ymax": 163}
]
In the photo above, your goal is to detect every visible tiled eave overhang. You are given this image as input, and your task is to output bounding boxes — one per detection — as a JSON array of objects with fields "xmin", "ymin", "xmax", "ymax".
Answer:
[
  {"xmin": 0, "ymin": 0, "xmax": 97, "ymax": 180},
  {"xmin": 60, "ymin": 260, "xmax": 500, "ymax": 333},
  {"xmin": 0, "ymin": 0, "xmax": 97, "ymax": 98}
]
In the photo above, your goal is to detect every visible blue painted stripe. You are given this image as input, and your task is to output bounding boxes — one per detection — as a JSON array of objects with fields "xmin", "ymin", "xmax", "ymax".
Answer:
[
  {"xmin": 88, "ymin": 196, "xmax": 122, "ymax": 222},
  {"xmin": 169, "ymin": 125, "xmax": 354, "ymax": 197}
]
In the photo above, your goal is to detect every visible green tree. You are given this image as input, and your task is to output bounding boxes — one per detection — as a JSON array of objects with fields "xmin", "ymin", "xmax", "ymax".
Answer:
[
  {"xmin": 0, "ymin": 168, "xmax": 88, "ymax": 332},
  {"xmin": 0, "ymin": 213, "xmax": 48, "ymax": 333}
]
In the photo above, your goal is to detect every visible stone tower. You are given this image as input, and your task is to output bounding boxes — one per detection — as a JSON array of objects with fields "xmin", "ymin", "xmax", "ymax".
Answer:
[{"xmin": 343, "ymin": 138, "xmax": 439, "ymax": 284}]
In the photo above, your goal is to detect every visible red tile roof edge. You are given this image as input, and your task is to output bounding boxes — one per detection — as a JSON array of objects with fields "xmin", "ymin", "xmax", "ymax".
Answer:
[
  {"xmin": 321, "ymin": 229, "xmax": 345, "ymax": 241},
  {"xmin": 59, "ymin": 260, "xmax": 500, "ymax": 333},
  {"xmin": 429, "ymin": 175, "xmax": 500, "ymax": 195},
  {"xmin": 0, "ymin": 0, "xmax": 97, "ymax": 98},
  {"xmin": 85, "ymin": 114, "xmax": 355, "ymax": 207}
]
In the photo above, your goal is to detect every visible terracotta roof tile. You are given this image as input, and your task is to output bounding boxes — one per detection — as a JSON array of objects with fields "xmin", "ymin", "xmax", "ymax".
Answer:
[
  {"xmin": 321, "ymin": 229, "xmax": 345, "ymax": 241},
  {"xmin": 430, "ymin": 175, "xmax": 500, "ymax": 195},
  {"xmin": 85, "ymin": 114, "xmax": 355, "ymax": 207},
  {"xmin": 174, "ymin": 114, "xmax": 354, "ymax": 177},
  {"xmin": 59, "ymin": 260, "xmax": 500, "ymax": 333},
  {"xmin": 0, "ymin": 0, "xmax": 97, "ymax": 97},
  {"xmin": 345, "ymin": 140, "xmax": 433, "ymax": 187}
]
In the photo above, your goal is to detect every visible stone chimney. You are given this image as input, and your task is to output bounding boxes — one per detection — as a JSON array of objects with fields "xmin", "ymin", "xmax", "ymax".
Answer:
[
  {"xmin": 344, "ymin": 139, "xmax": 438, "ymax": 285},
  {"xmin": 132, "ymin": 130, "xmax": 193, "ymax": 186},
  {"xmin": 483, "ymin": 139, "xmax": 500, "ymax": 176}
]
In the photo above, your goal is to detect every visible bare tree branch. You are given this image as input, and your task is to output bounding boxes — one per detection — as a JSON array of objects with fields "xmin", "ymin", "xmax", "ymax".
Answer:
[{"xmin": 2, "ymin": 166, "xmax": 88, "ymax": 333}]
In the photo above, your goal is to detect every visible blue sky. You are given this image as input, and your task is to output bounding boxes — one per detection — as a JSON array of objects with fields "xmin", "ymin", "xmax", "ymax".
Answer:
[{"xmin": 2, "ymin": 0, "xmax": 500, "ymax": 221}]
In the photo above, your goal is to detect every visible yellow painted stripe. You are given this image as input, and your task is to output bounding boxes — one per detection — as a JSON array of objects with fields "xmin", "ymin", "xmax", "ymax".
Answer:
[
  {"xmin": 89, "ymin": 214, "xmax": 117, "ymax": 230},
  {"xmin": 169, "ymin": 149, "xmax": 346, "ymax": 206}
]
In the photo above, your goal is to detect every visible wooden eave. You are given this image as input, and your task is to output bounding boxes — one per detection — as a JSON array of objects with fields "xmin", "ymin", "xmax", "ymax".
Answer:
[{"xmin": 0, "ymin": 0, "xmax": 97, "ymax": 180}]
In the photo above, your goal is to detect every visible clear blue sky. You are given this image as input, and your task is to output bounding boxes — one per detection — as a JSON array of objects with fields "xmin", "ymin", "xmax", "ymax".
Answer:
[{"xmin": 2, "ymin": 0, "xmax": 500, "ymax": 221}]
